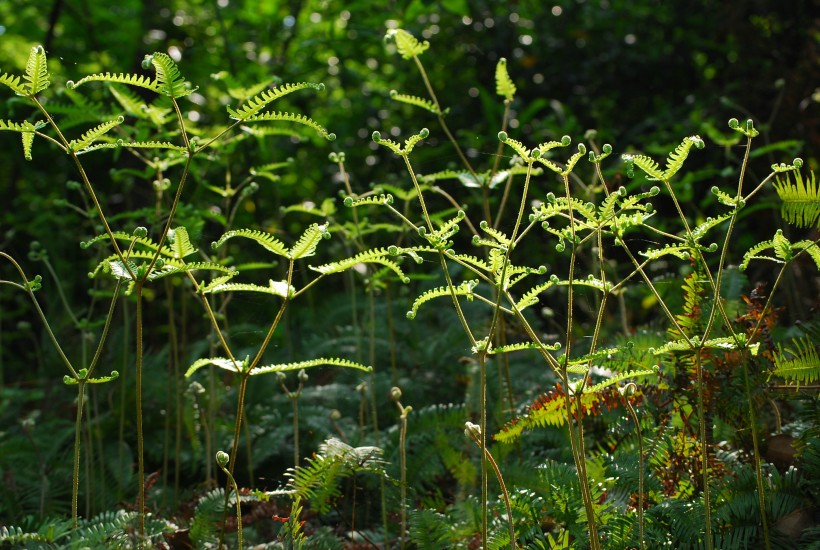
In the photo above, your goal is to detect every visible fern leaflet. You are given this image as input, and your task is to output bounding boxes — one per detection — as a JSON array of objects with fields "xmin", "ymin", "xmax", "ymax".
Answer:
[
  {"xmin": 407, "ymin": 279, "xmax": 479, "ymax": 320},
  {"xmin": 250, "ymin": 357, "xmax": 371, "ymax": 376},
  {"xmin": 212, "ymin": 228, "xmax": 289, "ymax": 257},
  {"xmin": 242, "ymin": 111, "xmax": 335, "ymax": 140},
  {"xmin": 69, "ymin": 117, "xmax": 125, "ymax": 152},
  {"xmin": 773, "ymin": 170, "xmax": 820, "ymax": 228},
  {"xmin": 67, "ymin": 72, "xmax": 161, "ymax": 93},
  {"xmin": 771, "ymin": 337, "xmax": 819, "ymax": 387},
  {"xmin": 0, "ymin": 72, "xmax": 27, "ymax": 95},
  {"xmin": 289, "ymin": 223, "xmax": 328, "ymax": 259},
  {"xmin": 24, "ymin": 45, "xmax": 50, "ymax": 95},
  {"xmin": 495, "ymin": 57, "xmax": 516, "ymax": 100},
  {"xmin": 389, "ymin": 90, "xmax": 440, "ymax": 114},
  {"xmin": 386, "ymin": 28, "xmax": 430, "ymax": 59},
  {"xmin": 227, "ymin": 82, "xmax": 325, "ymax": 119},
  {"xmin": 203, "ymin": 279, "xmax": 294, "ymax": 298}
]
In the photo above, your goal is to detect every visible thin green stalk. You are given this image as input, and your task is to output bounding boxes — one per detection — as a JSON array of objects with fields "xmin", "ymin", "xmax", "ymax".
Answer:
[
  {"xmin": 742, "ymin": 360, "xmax": 770, "ymax": 549},
  {"xmin": 135, "ymin": 282, "xmax": 146, "ymax": 537},
  {"xmin": 216, "ymin": 451, "xmax": 243, "ymax": 549},
  {"xmin": 71, "ymin": 381, "xmax": 86, "ymax": 529},
  {"xmin": 391, "ymin": 387, "xmax": 411, "ymax": 550},
  {"xmin": 621, "ymin": 383, "xmax": 644, "ymax": 550}
]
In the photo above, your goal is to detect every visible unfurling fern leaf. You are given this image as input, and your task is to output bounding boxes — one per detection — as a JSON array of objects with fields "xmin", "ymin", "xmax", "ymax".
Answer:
[
  {"xmin": 771, "ymin": 337, "xmax": 820, "ymax": 387},
  {"xmin": 24, "ymin": 45, "xmax": 50, "ymax": 95},
  {"xmin": 67, "ymin": 72, "xmax": 161, "ymax": 93},
  {"xmin": 310, "ymin": 248, "xmax": 410, "ymax": 282},
  {"xmin": 242, "ymin": 111, "xmax": 335, "ymax": 140},
  {"xmin": 407, "ymin": 279, "xmax": 479, "ymax": 320},
  {"xmin": 773, "ymin": 170, "xmax": 820, "ymax": 229},
  {"xmin": 212, "ymin": 228, "xmax": 289, "ymax": 257},
  {"xmin": 663, "ymin": 135, "xmax": 704, "ymax": 179},
  {"xmin": 389, "ymin": 90, "xmax": 441, "ymax": 114},
  {"xmin": 385, "ymin": 28, "xmax": 430, "ymax": 59},
  {"xmin": 227, "ymin": 82, "xmax": 325, "ymax": 120},
  {"xmin": 0, "ymin": 72, "xmax": 27, "ymax": 95},
  {"xmin": 203, "ymin": 279, "xmax": 294, "ymax": 298},
  {"xmin": 495, "ymin": 57, "xmax": 516, "ymax": 101},
  {"xmin": 69, "ymin": 117, "xmax": 125, "ymax": 152},
  {"xmin": 289, "ymin": 223, "xmax": 329, "ymax": 259},
  {"xmin": 249, "ymin": 357, "xmax": 371, "ymax": 376},
  {"xmin": 146, "ymin": 52, "xmax": 191, "ymax": 98}
]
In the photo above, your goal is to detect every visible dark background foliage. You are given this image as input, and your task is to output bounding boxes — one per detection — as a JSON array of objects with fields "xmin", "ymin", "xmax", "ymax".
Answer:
[{"xmin": 0, "ymin": 0, "xmax": 817, "ymax": 543}]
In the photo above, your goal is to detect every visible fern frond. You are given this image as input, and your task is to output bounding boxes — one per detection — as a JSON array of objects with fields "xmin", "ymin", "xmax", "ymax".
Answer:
[
  {"xmin": 212, "ymin": 228, "xmax": 289, "ymax": 257},
  {"xmin": 793, "ymin": 239, "xmax": 820, "ymax": 270},
  {"xmin": 498, "ymin": 133, "xmax": 532, "ymax": 160},
  {"xmin": 479, "ymin": 221, "xmax": 511, "ymax": 247},
  {"xmin": 147, "ymin": 261, "xmax": 233, "ymax": 281},
  {"xmin": 167, "ymin": 226, "xmax": 195, "ymax": 258},
  {"xmin": 739, "ymin": 230, "xmax": 795, "ymax": 270},
  {"xmin": 771, "ymin": 337, "xmax": 819, "ymax": 387},
  {"xmin": 107, "ymin": 83, "xmax": 146, "ymax": 117},
  {"xmin": 310, "ymin": 248, "xmax": 409, "ymax": 282},
  {"xmin": 0, "ymin": 72, "xmax": 27, "ymax": 95},
  {"xmin": 119, "ymin": 140, "xmax": 187, "ymax": 152},
  {"xmin": 583, "ymin": 369, "xmax": 658, "ymax": 394},
  {"xmin": 147, "ymin": 52, "xmax": 190, "ymax": 97},
  {"xmin": 386, "ymin": 28, "xmax": 430, "ymax": 59},
  {"xmin": 690, "ymin": 211, "xmax": 733, "ymax": 243},
  {"xmin": 407, "ymin": 279, "xmax": 479, "ymax": 320},
  {"xmin": 289, "ymin": 223, "xmax": 328, "ymax": 259},
  {"xmin": 227, "ymin": 82, "xmax": 325, "ymax": 119},
  {"xmin": 517, "ymin": 275, "xmax": 559, "ymax": 311},
  {"xmin": 81, "ymin": 231, "xmax": 175, "ymax": 257},
  {"xmin": 343, "ymin": 193, "xmax": 394, "ymax": 208},
  {"xmin": 67, "ymin": 72, "xmax": 161, "ymax": 93},
  {"xmin": 389, "ymin": 90, "xmax": 440, "ymax": 114},
  {"xmin": 242, "ymin": 110, "xmax": 335, "ymax": 140},
  {"xmin": 203, "ymin": 279, "xmax": 294, "ymax": 298},
  {"xmin": 24, "ymin": 45, "xmax": 50, "ymax": 95},
  {"xmin": 664, "ymin": 135, "xmax": 704, "ymax": 179},
  {"xmin": 639, "ymin": 243, "xmax": 692, "ymax": 261},
  {"xmin": 629, "ymin": 154, "xmax": 665, "ymax": 180},
  {"xmin": 773, "ymin": 170, "xmax": 820, "ymax": 228},
  {"xmin": 490, "ymin": 341, "xmax": 560, "ymax": 354},
  {"xmin": 0, "ymin": 525, "xmax": 51, "ymax": 544},
  {"xmin": 250, "ymin": 357, "xmax": 371, "ymax": 376},
  {"xmin": 710, "ymin": 185, "xmax": 743, "ymax": 208},
  {"xmin": 21, "ymin": 128, "xmax": 35, "ymax": 160},
  {"xmin": 495, "ymin": 57, "xmax": 516, "ymax": 100},
  {"xmin": 186, "ymin": 357, "xmax": 245, "ymax": 377},
  {"xmin": 69, "ymin": 116, "xmax": 125, "ymax": 152}
]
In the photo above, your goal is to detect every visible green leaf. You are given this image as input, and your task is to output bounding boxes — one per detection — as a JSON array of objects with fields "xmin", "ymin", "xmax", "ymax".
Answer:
[
  {"xmin": 186, "ymin": 357, "xmax": 245, "ymax": 377},
  {"xmin": 773, "ymin": 170, "xmax": 820, "ymax": 229},
  {"xmin": 147, "ymin": 52, "xmax": 191, "ymax": 98},
  {"xmin": 771, "ymin": 337, "xmax": 819, "ymax": 387},
  {"xmin": 310, "ymin": 248, "xmax": 409, "ymax": 283},
  {"xmin": 288, "ymin": 223, "xmax": 328, "ymax": 259},
  {"xmin": 407, "ymin": 279, "xmax": 478, "ymax": 320},
  {"xmin": 0, "ymin": 73, "xmax": 27, "ymax": 95},
  {"xmin": 242, "ymin": 111, "xmax": 335, "ymax": 140},
  {"xmin": 227, "ymin": 82, "xmax": 325, "ymax": 119},
  {"xmin": 250, "ymin": 357, "xmax": 372, "ymax": 376},
  {"xmin": 389, "ymin": 90, "xmax": 440, "ymax": 114},
  {"xmin": 168, "ymin": 227, "xmax": 196, "ymax": 259},
  {"xmin": 495, "ymin": 58, "xmax": 516, "ymax": 101},
  {"xmin": 386, "ymin": 28, "xmax": 430, "ymax": 59},
  {"xmin": 203, "ymin": 279, "xmax": 294, "ymax": 298},
  {"xmin": 664, "ymin": 135, "xmax": 703, "ymax": 179},
  {"xmin": 67, "ymin": 72, "xmax": 161, "ymax": 93},
  {"xmin": 69, "ymin": 117, "xmax": 125, "ymax": 152},
  {"xmin": 24, "ymin": 45, "xmax": 50, "ymax": 95},
  {"xmin": 212, "ymin": 228, "xmax": 289, "ymax": 257}
]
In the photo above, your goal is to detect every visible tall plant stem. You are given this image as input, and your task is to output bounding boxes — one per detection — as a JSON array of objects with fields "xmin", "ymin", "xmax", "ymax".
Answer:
[
  {"xmin": 742, "ymin": 361, "xmax": 770, "ymax": 549},
  {"xmin": 71, "ymin": 382, "xmax": 86, "ymax": 529},
  {"xmin": 135, "ymin": 282, "xmax": 146, "ymax": 537}
]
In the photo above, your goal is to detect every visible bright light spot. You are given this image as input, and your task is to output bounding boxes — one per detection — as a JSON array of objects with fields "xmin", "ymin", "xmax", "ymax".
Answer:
[
  {"xmin": 462, "ymin": 16, "xmax": 472, "ymax": 25},
  {"xmin": 168, "ymin": 45, "xmax": 182, "ymax": 61},
  {"xmin": 365, "ymin": 155, "xmax": 377, "ymax": 166},
  {"xmin": 624, "ymin": 34, "xmax": 637, "ymax": 44},
  {"xmin": 484, "ymin": 18, "xmax": 495, "ymax": 28},
  {"xmin": 378, "ymin": 109, "xmax": 389, "ymax": 119},
  {"xmin": 217, "ymin": 0, "xmax": 229, "ymax": 7},
  {"xmin": 430, "ymin": 13, "xmax": 439, "ymax": 23},
  {"xmin": 328, "ymin": 56, "xmax": 339, "ymax": 66},
  {"xmin": 533, "ymin": 73, "xmax": 544, "ymax": 84},
  {"xmin": 519, "ymin": 35, "xmax": 533, "ymax": 46},
  {"xmin": 310, "ymin": 12, "xmax": 321, "ymax": 23},
  {"xmin": 366, "ymin": 58, "xmax": 379, "ymax": 70},
  {"xmin": 552, "ymin": 6, "xmax": 562, "ymax": 15},
  {"xmin": 390, "ymin": 126, "xmax": 401, "ymax": 136},
  {"xmin": 146, "ymin": 29, "xmax": 167, "ymax": 42},
  {"xmin": 172, "ymin": 15, "xmax": 184, "ymax": 26},
  {"xmin": 354, "ymin": 263, "xmax": 368, "ymax": 275},
  {"xmin": 187, "ymin": 111, "xmax": 200, "ymax": 122},
  {"xmin": 468, "ymin": 87, "xmax": 479, "ymax": 97},
  {"xmin": 509, "ymin": 119, "xmax": 520, "ymax": 128},
  {"xmin": 385, "ymin": 19, "xmax": 399, "ymax": 29},
  {"xmin": 189, "ymin": 92, "xmax": 206, "ymax": 105},
  {"xmin": 340, "ymin": 10, "xmax": 351, "ymax": 20},
  {"xmin": 509, "ymin": 13, "xmax": 519, "ymax": 23},
  {"xmin": 0, "ymin": 26, "xmax": 6, "ymax": 36},
  {"xmin": 283, "ymin": 15, "xmax": 295, "ymax": 28},
  {"xmin": 328, "ymin": 65, "xmax": 339, "ymax": 75}
]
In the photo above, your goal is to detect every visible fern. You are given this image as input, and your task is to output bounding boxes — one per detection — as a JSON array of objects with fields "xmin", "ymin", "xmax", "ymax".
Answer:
[
  {"xmin": 249, "ymin": 357, "xmax": 371, "ymax": 376},
  {"xmin": 212, "ymin": 228, "xmax": 289, "ymax": 257},
  {"xmin": 189, "ymin": 488, "xmax": 226, "ymax": 547},
  {"xmin": 389, "ymin": 89, "xmax": 441, "ymax": 114},
  {"xmin": 119, "ymin": 140, "xmax": 187, "ymax": 152},
  {"xmin": 343, "ymin": 193, "xmax": 395, "ymax": 207},
  {"xmin": 286, "ymin": 438, "xmax": 385, "ymax": 514},
  {"xmin": 495, "ymin": 57, "xmax": 516, "ymax": 101},
  {"xmin": 664, "ymin": 135, "xmax": 704, "ymax": 179},
  {"xmin": 773, "ymin": 170, "xmax": 820, "ymax": 228},
  {"xmin": 626, "ymin": 154, "xmax": 665, "ymax": 181},
  {"xmin": 0, "ymin": 72, "xmax": 27, "ymax": 95},
  {"xmin": 310, "ymin": 247, "xmax": 409, "ymax": 282},
  {"xmin": 203, "ymin": 279, "xmax": 294, "ymax": 298},
  {"xmin": 67, "ymin": 72, "xmax": 161, "ymax": 93},
  {"xmin": 69, "ymin": 116, "xmax": 125, "ymax": 152},
  {"xmin": 771, "ymin": 337, "xmax": 820, "ymax": 387},
  {"xmin": 186, "ymin": 356, "xmax": 246, "ymax": 377},
  {"xmin": 24, "ymin": 45, "xmax": 50, "ymax": 95},
  {"xmin": 386, "ymin": 28, "xmax": 430, "ymax": 59},
  {"xmin": 242, "ymin": 111, "xmax": 335, "ymax": 140},
  {"xmin": 227, "ymin": 82, "xmax": 325, "ymax": 119},
  {"xmin": 0, "ymin": 525, "xmax": 51, "ymax": 544},
  {"xmin": 289, "ymin": 223, "xmax": 329, "ymax": 259},
  {"xmin": 146, "ymin": 52, "xmax": 191, "ymax": 98},
  {"xmin": 406, "ymin": 279, "xmax": 479, "ymax": 320}
]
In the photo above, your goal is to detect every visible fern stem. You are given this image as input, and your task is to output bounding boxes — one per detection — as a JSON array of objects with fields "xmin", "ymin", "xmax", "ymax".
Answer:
[
  {"xmin": 743, "ymin": 360, "xmax": 771, "ymax": 549},
  {"xmin": 467, "ymin": 426, "xmax": 515, "ymax": 550},
  {"xmin": 622, "ymin": 384, "xmax": 645, "ymax": 549},
  {"xmin": 695, "ymin": 352, "xmax": 713, "ymax": 549},
  {"xmin": 71, "ymin": 381, "xmax": 85, "ymax": 529},
  {"xmin": 135, "ymin": 282, "xmax": 146, "ymax": 538}
]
